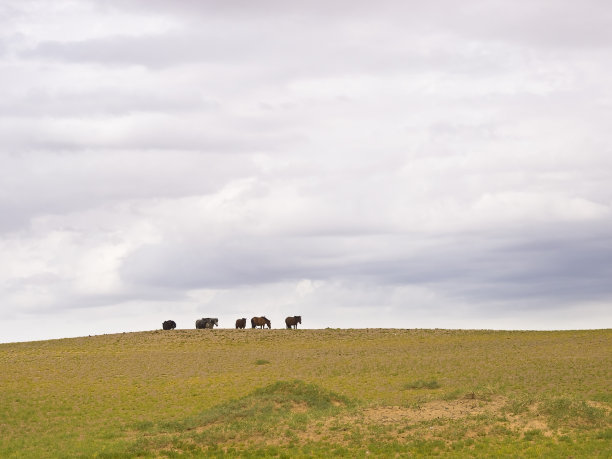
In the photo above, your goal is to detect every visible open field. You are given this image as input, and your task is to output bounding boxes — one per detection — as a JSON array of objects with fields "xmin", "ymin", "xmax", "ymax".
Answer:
[{"xmin": 1, "ymin": 328, "xmax": 610, "ymax": 457}]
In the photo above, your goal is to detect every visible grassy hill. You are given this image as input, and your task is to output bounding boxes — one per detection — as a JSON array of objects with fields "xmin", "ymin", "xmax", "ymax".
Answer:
[{"xmin": 1, "ymin": 328, "xmax": 610, "ymax": 457}]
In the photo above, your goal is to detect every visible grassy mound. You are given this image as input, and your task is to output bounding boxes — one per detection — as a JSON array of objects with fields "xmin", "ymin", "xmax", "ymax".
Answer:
[{"xmin": 122, "ymin": 380, "xmax": 352, "ymax": 457}]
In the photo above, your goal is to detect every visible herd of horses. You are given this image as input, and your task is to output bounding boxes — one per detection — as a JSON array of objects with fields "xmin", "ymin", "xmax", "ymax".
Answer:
[{"xmin": 161, "ymin": 316, "xmax": 301, "ymax": 330}]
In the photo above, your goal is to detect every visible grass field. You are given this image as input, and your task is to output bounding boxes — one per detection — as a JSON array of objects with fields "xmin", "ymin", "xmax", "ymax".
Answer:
[{"xmin": 1, "ymin": 328, "xmax": 610, "ymax": 457}]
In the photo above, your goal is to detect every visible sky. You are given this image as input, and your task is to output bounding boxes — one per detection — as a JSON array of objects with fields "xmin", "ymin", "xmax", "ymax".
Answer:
[{"xmin": 1, "ymin": 1, "xmax": 611, "ymax": 343}]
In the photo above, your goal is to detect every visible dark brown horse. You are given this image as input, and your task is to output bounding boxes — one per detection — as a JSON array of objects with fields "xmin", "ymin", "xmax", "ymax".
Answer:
[
  {"xmin": 285, "ymin": 316, "xmax": 301, "ymax": 329},
  {"xmin": 235, "ymin": 318, "xmax": 247, "ymax": 329},
  {"xmin": 251, "ymin": 316, "xmax": 271, "ymax": 329}
]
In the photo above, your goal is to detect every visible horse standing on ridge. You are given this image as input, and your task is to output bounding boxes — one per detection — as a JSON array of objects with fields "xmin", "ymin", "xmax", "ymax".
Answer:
[
  {"xmin": 235, "ymin": 318, "xmax": 247, "ymax": 329},
  {"xmin": 204, "ymin": 319, "xmax": 218, "ymax": 329},
  {"xmin": 195, "ymin": 318, "xmax": 218, "ymax": 329},
  {"xmin": 285, "ymin": 316, "xmax": 301, "ymax": 329},
  {"xmin": 162, "ymin": 320, "xmax": 176, "ymax": 330},
  {"xmin": 251, "ymin": 316, "xmax": 271, "ymax": 329}
]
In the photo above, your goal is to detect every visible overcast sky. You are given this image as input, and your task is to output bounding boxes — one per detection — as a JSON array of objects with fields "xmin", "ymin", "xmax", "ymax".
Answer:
[{"xmin": 1, "ymin": 1, "xmax": 611, "ymax": 343}]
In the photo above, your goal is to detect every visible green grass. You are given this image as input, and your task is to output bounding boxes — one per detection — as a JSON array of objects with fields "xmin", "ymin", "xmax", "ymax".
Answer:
[{"xmin": 0, "ymin": 328, "xmax": 610, "ymax": 457}]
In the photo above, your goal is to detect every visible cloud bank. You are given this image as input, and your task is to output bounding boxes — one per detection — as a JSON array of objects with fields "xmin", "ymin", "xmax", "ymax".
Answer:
[{"xmin": 1, "ymin": 0, "xmax": 611, "ymax": 342}]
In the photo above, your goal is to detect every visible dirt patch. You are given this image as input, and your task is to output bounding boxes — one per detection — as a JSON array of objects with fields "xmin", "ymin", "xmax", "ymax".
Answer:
[
  {"xmin": 502, "ymin": 403, "xmax": 555, "ymax": 437},
  {"xmin": 587, "ymin": 400, "xmax": 612, "ymax": 413},
  {"xmin": 291, "ymin": 402, "xmax": 309, "ymax": 413},
  {"xmin": 361, "ymin": 396, "xmax": 508, "ymax": 423},
  {"xmin": 523, "ymin": 419, "xmax": 552, "ymax": 435},
  {"xmin": 296, "ymin": 397, "xmax": 511, "ymax": 446},
  {"xmin": 297, "ymin": 419, "xmax": 354, "ymax": 446}
]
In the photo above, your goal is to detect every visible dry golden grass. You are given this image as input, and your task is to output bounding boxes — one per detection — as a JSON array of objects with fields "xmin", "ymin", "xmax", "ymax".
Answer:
[{"xmin": 1, "ymin": 328, "xmax": 610, "ymax": 457}]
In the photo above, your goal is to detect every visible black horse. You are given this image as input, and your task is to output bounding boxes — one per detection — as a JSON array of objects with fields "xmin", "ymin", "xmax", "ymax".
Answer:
[
  {"xmin": 251, "ymin": 316, "xmax": 271, "ymax": 329},
  {"xmin": 285, "ymin": 316, "xmax": 301, "ymax": 329},
  {"xmin": 162, "ymin": 320, "xmax": 176, "ymax": 330}
]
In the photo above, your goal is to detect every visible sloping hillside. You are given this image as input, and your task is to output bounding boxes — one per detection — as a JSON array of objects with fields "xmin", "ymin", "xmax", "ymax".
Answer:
[{"xmin": 1, "ymin": 329, "xmax": 610, "ymax": 457}]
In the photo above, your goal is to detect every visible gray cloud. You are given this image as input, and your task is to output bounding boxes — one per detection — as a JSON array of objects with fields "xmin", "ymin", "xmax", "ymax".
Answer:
[
  {"xmin": 21, "ymin": 28, "xmax": 507, "ymax": 80},
  {"xmin": 107, "ymin": 0, "xmax": 612, "ymax": 50},
  {"xmin": 0, "ymin": 151, "xmax": 261, "ymax": 233},
  {"xmin": 23, "ymin": 34, "xmax": 221, "ymax": 68},
  {"xmin": 0, "ymin": 88, "xmax": 219, "ymax": 117},
  {"xmin": 119, "ymin": 221, "xmax": 612, "ymax": 305}
]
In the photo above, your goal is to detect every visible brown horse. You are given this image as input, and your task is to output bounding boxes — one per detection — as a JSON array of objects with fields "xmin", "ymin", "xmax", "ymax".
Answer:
[
  {"xmin": 285, "ymin": 316, "xmax": 301, "ymax": 329},
  {"xmin": 251, "ymin": 316, "xmax": 271, "ymax": 329},
  {"xmin": 235, "ymin": 318, "xmax": 247, "ymax": 329}
]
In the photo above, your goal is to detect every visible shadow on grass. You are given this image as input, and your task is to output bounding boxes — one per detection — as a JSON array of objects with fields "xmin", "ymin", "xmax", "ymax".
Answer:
[{"xmin": 403, "ymin": 379, "xmax": 441, "ymax": 390}]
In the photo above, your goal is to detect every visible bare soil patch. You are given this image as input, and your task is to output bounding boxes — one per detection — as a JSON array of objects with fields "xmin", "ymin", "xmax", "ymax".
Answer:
[{"xmin": 362, "ymin": 396, "xmax": 507, "ymax": 423}]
